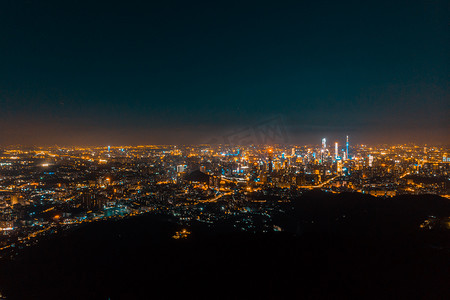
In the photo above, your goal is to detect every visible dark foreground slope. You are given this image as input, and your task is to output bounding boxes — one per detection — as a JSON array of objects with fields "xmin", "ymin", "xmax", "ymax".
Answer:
[{"xmin": 0, "ymin": 192, "xmax": 449, "ymax": 300}]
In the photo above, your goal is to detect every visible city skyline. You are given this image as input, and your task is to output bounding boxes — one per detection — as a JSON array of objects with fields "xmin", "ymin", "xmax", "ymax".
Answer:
[{"xmin": 1, "ymin": 1, "xmax": 449, "ymax": 299}]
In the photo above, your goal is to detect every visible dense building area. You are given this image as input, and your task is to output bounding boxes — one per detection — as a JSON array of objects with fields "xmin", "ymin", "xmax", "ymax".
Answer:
[{"xmin": 0, "ymin": 141, "xmax": 448, "ymax": 257}]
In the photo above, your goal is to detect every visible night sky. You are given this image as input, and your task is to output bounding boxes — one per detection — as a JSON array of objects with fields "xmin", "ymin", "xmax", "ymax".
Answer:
[{"xmin": 0, "ymin": 0, "xmax": 448, "ymax": 146}]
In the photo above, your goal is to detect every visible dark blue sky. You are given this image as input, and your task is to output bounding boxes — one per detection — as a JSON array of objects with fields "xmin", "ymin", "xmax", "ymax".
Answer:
[{"xmin": 0, "ymin": 0, "xmax": 448, "ymax": 145}]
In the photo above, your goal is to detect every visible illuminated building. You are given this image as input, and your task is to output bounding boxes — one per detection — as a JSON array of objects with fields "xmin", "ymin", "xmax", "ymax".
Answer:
[
  {"xmin": 177, "ymin": 165, "xmax": 187, "ymax": 173},
  {"xmin": 10, "ymin": 194, "xmax": 19, "ymax": 206},
  {"xmin": 346, "ymin": 135, "xmax": 349, "ymax": 160},
  {"xmin": 81, "ymin": 192, "xmax": 106, "ymax": 210},
  {"xmin": 268, "ymin": 149, "xmax": 273, "ymax": 173},
  {"xmin": 273, "ymin": 160, "xmax": 282, "ymax": 171},
  {"xmin": 337, "ymin": 159, "xmax": 342, "ymax": 174},
  {"xmin": 335, "ymin": 142, "xmax": 338, "ymax": 159}
]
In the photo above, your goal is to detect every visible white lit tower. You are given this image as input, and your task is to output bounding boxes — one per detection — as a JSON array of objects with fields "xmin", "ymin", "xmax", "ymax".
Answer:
[
  {"xmin": 346, "ymin": 135, "xmax": 349, "ymax": 160},
  {"xmin": 334, "ymin": 142, "xmax": 338, "ymax": 159},
  {"xmin": 321, "ymin": 138, "xmax": 326, "ymax": 163}
]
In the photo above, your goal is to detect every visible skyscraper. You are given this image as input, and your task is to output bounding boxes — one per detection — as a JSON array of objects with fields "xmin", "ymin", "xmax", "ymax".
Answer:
[
  {"xmin": 337, "ymin": 159, "xmax": 343, "ymax": 174},
  {"xmin": 268, "ymin": 149, "xmax": 273, "ymax": 173},
  {"xmin": 335, "ymin": 142, "xmax": 338, "ymax": 159},
  {"xmin": 346, "ymin": 136, "xmax": 349, "ymax": 160}
]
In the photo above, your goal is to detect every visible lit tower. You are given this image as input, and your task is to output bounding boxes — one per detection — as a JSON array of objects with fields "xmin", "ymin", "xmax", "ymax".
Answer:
[
  {"xmin": 268, "ymin": 148, "xmax": 273, "ymax": 173},
  {"xmin": 320, "ymin": 138, "xmax": 326, "ymax": 163},
  {"xmin": 346, "ymin": 136, "xmax": 349, "ymax": 160},
  {"xmin": 335, "ymin": 142, "xmax": 338, "ymax": 159}
]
